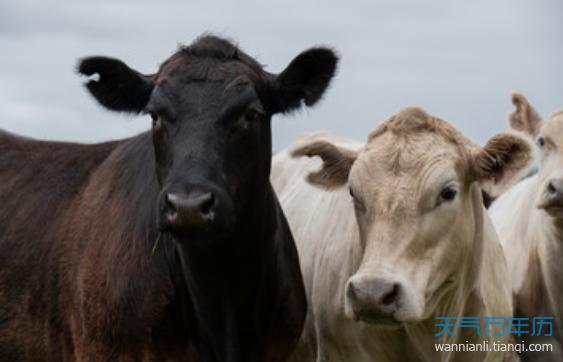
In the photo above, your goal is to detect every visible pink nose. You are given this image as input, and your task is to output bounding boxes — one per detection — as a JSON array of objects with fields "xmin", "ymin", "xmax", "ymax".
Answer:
[
  {"xmin": 347, "ymin": 278, "xmax": 401, "ymax": 321},
  {"xmin": 541, "ymin": 178, "xmax": 563, "ymax": 210}
]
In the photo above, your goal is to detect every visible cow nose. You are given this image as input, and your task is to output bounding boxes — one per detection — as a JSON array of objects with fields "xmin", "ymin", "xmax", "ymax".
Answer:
[
  {"xmin": 547, "ymin": 179, "xmax": 563, "ymax": 196},
  {"xmin": 165, "ymin": 192, "xmax": 215, "ymax": 229},
  {"xmin": 541, "ymin": 178, "xmax": 563, "ymax": 210},
  {"xmin": 347, "ymin": 279, "xmax": 401, "ymax": 321}
]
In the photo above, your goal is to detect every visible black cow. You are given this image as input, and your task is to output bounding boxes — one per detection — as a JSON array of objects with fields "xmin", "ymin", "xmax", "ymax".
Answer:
[{"xmin": 0, "ymin": 35, "xmax": 338, "ymax": 361}]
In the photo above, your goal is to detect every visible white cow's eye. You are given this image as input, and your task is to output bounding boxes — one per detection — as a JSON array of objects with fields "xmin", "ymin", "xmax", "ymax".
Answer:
[
  {"xmin": 537, "ymin": 136, "xmax": 545, "ymax": 148},
  {"xmin": 349, "ymin": 187, "xmax": 355, "ymax": 198},
  {"xmin": 438, "ymin": 187, "xmax": 457, "ymax": 204}
]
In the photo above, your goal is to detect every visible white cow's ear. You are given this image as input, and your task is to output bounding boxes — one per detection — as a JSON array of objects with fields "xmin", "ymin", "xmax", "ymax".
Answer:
[
  {"xmin": 291, "ymin": 140, "xmax": 357, "ymax": 190},
  {"xmin": 473, "ymin": 133, "xmax": 533, "ymax": 197},
  {"xmin": 508, "ymin": 92, "xmax": 544, "ymax": 138}
]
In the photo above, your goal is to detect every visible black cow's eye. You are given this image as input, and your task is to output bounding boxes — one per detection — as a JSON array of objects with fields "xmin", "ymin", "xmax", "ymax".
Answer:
[
  {"xmin": 150, "ymin": 113, "xmax": 162, "ymax": 129},
  {"xmin": 439, "ymin": 187, "xmax": 457, "ymax": 203},
  {"xmin": 243, "ymin": 109, "xmax": 261, "ymax": 123},
  {"xmin": 537, "ymin": 136, "xmax": 545, "ymax": 148},
  {"xmin": 349, "ymin": 188, "xmax": 355, "ymax": 198}
]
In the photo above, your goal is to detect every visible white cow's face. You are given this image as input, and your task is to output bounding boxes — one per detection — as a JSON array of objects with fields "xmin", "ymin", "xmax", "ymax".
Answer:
[
  {"xmin": 345, "ymin": 130, "xmax": 471, "ymax": 325},
  {"xmin": 292, "ymin": 107, "xmax": 532, "ymax": 326},
  {"xmin": 509, "ymin": 93, "xmax": 563, "ymax": 219}
]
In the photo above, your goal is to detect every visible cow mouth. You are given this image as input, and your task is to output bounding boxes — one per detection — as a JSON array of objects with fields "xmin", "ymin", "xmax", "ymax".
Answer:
[
  {"xmin": 163, "ymin": 226, "xmax": 233, "ymax": 243},
  {"xmin": 354, "ymin": 313, "xmax": 402, "ymax": 329},
  {"xmin": 537, "ymin": 202, "xmax": 563, "ymax": 217}
]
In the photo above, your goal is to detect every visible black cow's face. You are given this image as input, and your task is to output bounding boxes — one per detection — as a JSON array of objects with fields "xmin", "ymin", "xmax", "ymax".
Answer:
[
  {"xmin": 146, "ymin": 57, "xmax": 274, "ymax": 237},
  {"xmin": 78, "ymin": 35, "xmax": 338, "ymax": 240}
]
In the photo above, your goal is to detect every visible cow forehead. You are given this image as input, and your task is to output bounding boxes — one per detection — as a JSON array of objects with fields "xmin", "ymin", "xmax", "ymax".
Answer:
[
  {"xmin": 157, "ymin": 57, "xmax": 260, "ymax": 85},
  {"xmin": 542, "ymin": 112, "xmax": 563, "ymax": 140},
  {"xmin": 352, "ymin": 132, "xmax": 463, "ymax": 191},
  {"xmin": 352, "ymin": 107, "xmax": 471, "ymax": 186}
]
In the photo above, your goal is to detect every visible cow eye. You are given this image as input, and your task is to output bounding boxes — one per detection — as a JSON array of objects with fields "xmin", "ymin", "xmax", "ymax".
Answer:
[
  {"xmin": 439, "ymin": 187, "xmax": 457, "ymax": 203},
  {"xmin": 150, "ymin": 113, "xmax": 162, "ymax": 129},
  {"xmin": 537, "ymin": 136, "xmax": 545, "ymax": 148},
  {"xmin": 349, "ymin": 187, "xmax": 355, "ymax": 198},
  {"xmin": 243, "ymin": 108, "xmax": 262, "ymax": 123}
]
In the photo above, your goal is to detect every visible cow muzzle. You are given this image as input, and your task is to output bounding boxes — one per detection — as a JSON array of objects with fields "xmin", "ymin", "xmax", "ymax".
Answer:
[
  {"xmin": 538, "ymin": 178, "xmax": 563, "ymax": 217},
  {"xmin": 158, "ymin": 185, "xmax": 234, "ymax": 235},
  {"xmin": 346, "ymin": 277, "xmax": 403, "ymax": 326}
]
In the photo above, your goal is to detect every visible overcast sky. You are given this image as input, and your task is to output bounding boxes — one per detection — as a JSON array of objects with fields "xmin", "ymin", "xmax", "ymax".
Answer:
[{"xmin": 0, "ymin": 0, "xmax": 561, "ymax": 149}]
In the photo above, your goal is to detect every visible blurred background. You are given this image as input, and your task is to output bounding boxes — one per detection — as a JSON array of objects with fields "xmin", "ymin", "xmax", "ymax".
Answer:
[{"xmin": 0, "ymin": 0, "xmax": 561, "ymax": 149}]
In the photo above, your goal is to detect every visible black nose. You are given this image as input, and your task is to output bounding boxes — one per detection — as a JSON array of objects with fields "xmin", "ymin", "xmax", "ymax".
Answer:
[
  {"xmin": 347, "ymin": 279, "xmax": 401, "ymax": 321},
  {"xmin": 165, "ymin": 191, "xmax": 215, "ymax": 229}
]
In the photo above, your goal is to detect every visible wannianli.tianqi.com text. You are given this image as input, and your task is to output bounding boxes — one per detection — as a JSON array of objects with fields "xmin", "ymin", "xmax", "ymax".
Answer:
[{"xmin": 434, "ymin": 341, "xmax": 553, "ymax": 353}]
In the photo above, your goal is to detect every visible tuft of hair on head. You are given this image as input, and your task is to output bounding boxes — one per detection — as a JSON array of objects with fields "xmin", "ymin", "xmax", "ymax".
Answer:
[{"xmin": 183, "ymin": 34, "xmax": 240, "ymax": 60}]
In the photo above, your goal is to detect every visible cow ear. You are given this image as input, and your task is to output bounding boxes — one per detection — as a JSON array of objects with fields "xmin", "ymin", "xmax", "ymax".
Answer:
[
  {"xmin": 272, "ymin": 48, "xmax": 338, "ymax": 114},
  {"xmin": 291, "ymin": 140, "xmax": 357, "ymax": 190},
  {"xmin": 472, "ymin": 133, "xmax": 533, "ymax": 197},
  {"xmin": 77, "ymin": 56, "xmax": 154, "ymax": 113},
  {"xmin": 508, "ymin": 92, "xmax": 543, "ymax": 138}
]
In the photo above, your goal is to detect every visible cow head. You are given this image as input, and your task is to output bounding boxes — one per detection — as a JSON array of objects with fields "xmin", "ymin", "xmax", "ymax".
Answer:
[
  {"xmin": 78, "ymin": 35, "xmax": 337, "ymax": 240},
  {"xmin": 509, "ymin": 93, "xmax": 563, "ymax": 219},
  {"xmin": 292, "ymin": 108, "xmax": 531, "ymax": 325}
]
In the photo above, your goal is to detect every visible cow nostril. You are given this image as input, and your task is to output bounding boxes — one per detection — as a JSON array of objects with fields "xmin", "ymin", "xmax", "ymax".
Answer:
[
  {"xmin": 199, "ymin": 193, "xmax": 215, "ymax": 216},
  {"xmin": 165, "ymin": 193, "xmax": 177, "ymax": 213},
  {"xmin": 347, "ymin": 282, "xmax": 358, "ymax": 299},
  {"xmin": 548, "ymin": 181, "xmax": 557, "ymax": 194},
  {"xmin": 381, "ymin": 283, "xmax": 399, "ymax": 306}
]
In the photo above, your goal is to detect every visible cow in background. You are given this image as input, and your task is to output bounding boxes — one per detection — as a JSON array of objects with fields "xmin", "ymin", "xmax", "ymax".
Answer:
[{"xmin": 490, "ymin": 93, "xmax": 563, "ymax": 361}]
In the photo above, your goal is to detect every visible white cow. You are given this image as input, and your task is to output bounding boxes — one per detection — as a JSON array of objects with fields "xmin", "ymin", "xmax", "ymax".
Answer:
[
  {"xmin": 490, "ymin": 93, "xmax": 563, "ymax": 361},
  {"xmin": 272, "ymin": 107, "xmax": 533, "ymax": 361}
]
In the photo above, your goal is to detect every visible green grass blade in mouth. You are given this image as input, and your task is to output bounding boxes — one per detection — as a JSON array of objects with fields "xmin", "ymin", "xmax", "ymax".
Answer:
[{"xmin": 151, "ymin": 232, "xmax": 162, "ymax": 256}]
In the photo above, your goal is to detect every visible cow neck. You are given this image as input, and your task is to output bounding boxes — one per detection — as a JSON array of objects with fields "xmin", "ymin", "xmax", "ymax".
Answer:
[
  {"xmin": 171, "ymin": 184, "xmax": 280, "ymax": 361},
  {"xmin": 115, "ymin": 132, "xmax": 300, "ymax": 360}
]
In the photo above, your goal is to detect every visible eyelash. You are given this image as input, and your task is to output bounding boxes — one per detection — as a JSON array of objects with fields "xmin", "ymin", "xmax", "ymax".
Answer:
[
  {"xmin": 537, "ymin": 136, "xmax": 545, "ymax": 148},
  {"xmin": 243, "ymin": 109, "xmax": 261, "ymax": 122},
  {"xmin": 437, "ymin": 187, "xmax": 457, "ymax": 206}
]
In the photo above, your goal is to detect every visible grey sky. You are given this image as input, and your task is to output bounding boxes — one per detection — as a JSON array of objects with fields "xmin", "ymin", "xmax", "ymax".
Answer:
[{"xmin": 1, "ymin": 0, "xmax": 561, "ymax": 150}]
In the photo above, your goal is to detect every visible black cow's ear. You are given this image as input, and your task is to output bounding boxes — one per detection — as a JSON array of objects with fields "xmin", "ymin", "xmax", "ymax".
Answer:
[
  {"xmin": 273, "ymin": 48, "xmax": 338, "ymax": 114},
  {"xmin": 77, "ymin": 56, "xmax": 154, "ymax": 113}
]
